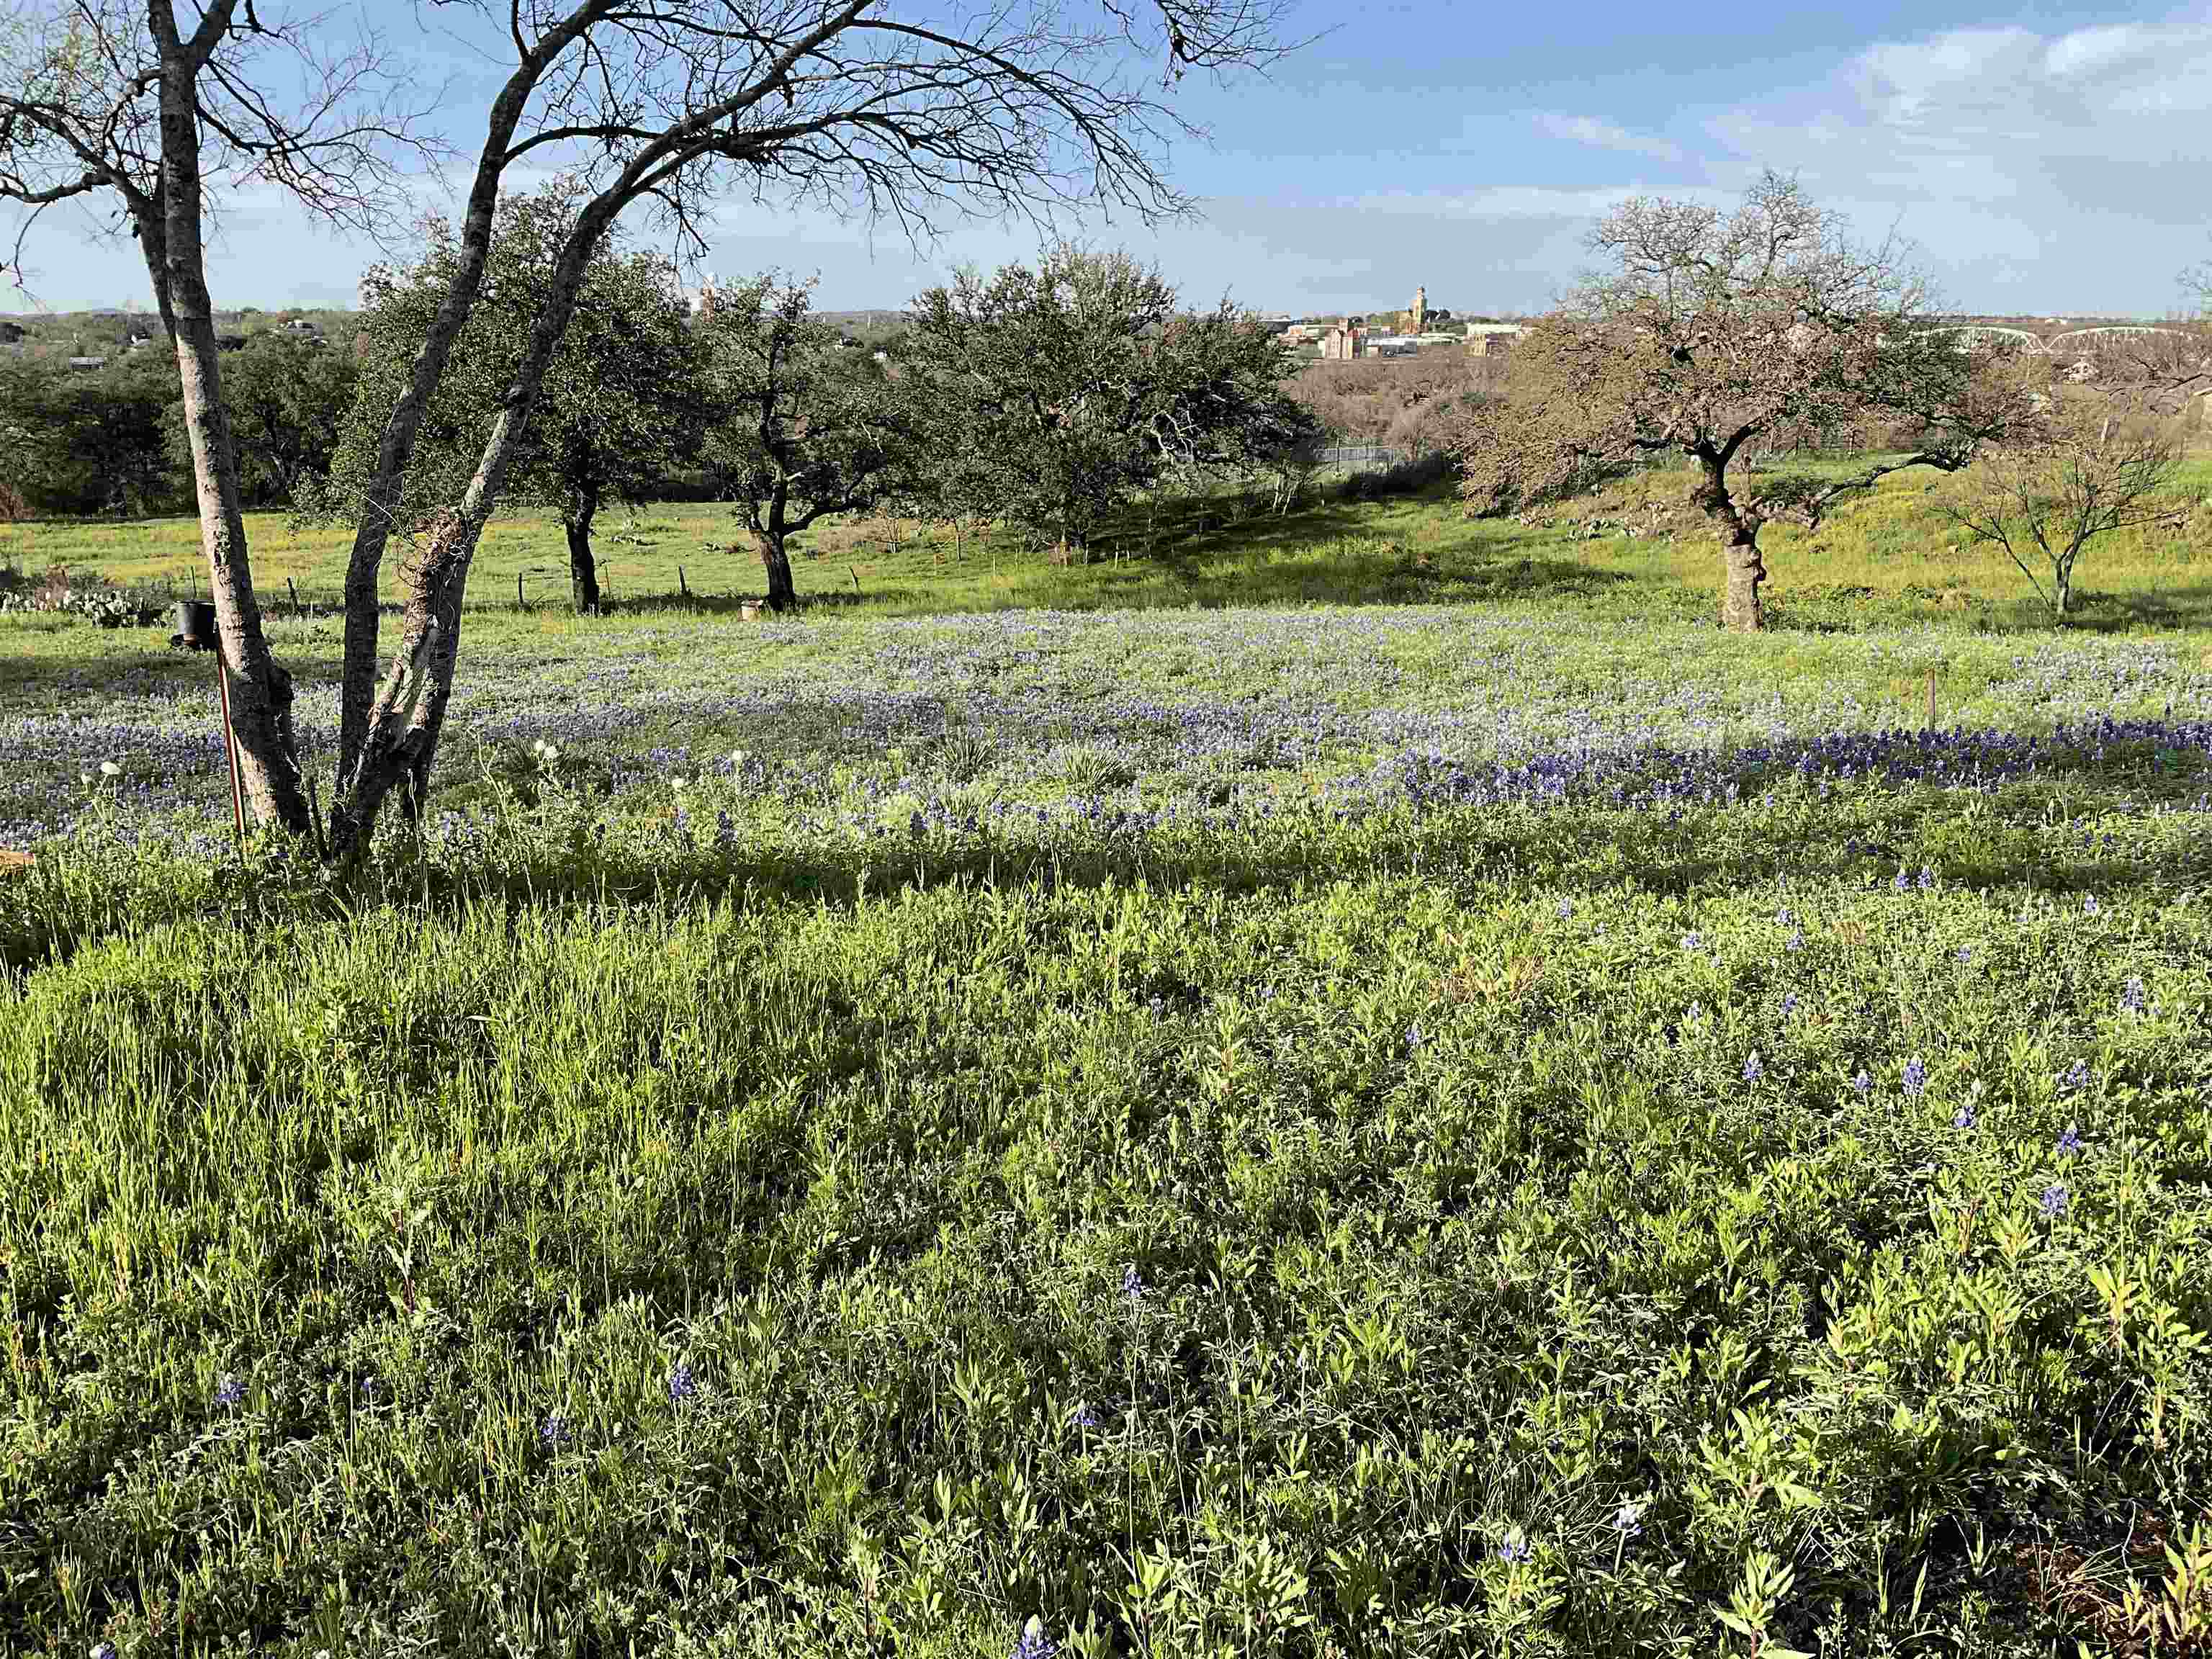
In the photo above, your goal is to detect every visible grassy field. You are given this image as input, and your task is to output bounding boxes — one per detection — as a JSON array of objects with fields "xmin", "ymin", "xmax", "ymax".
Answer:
[
  {"xmin": 6, "ymin": 449, "xmax": 2212, "ymax": 629},
  {"xmin": 4, "ymin": 464, "xmax": 2212, "ymax": 1656}
]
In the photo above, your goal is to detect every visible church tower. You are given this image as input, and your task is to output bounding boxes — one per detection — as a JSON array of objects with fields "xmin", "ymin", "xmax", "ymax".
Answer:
[{"xmin": 1411, "ymin": 285, "xmax": 1427, "ymax": 334}]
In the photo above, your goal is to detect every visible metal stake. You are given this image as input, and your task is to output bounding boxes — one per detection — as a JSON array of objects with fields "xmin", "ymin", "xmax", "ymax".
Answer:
[{"xmin": 212, "ymin": 637, "xmax": 246, "ymax": 853}]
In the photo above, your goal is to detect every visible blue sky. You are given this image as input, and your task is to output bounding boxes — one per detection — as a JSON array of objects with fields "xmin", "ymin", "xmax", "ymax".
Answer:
[{"xmin": 6, "ymin": 1, "xmax": 2209, "ymax": 318}]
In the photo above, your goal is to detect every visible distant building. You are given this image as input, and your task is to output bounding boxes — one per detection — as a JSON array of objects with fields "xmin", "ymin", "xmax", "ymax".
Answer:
[
  {"xmin": 66, "ymin": 355, "xmax": 108, "ymax": 372},
  {"xmin": 1321, "ymin": 317, "xmax": 1365, "ymax": 360},
  {"xmin": 1410, "ymin": 285, "xmax": 1427, "ymax": 335}
]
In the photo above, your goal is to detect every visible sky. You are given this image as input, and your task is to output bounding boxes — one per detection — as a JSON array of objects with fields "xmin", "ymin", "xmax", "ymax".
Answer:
[{"xmin": 5, "ymin": 0, "xmax": 2210, "ymax": 320}]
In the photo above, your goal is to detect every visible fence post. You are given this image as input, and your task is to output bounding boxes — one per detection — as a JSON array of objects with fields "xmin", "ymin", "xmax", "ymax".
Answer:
[
  {"xmin": 678, "ymin": 565, "xmax": 688, "ymax": 598},
  {"xmin": 287, "ymin": 577, "xmax": 300, "ymax": 616},
  {"xmin": 517, "ymin": 571, "xmax": 525, "ymax": 609}
]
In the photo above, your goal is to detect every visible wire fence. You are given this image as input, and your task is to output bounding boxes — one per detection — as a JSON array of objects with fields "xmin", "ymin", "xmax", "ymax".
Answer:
[{"xmin": 1315, "ymin": 445, "xmax": 1405, "ymax": 475}]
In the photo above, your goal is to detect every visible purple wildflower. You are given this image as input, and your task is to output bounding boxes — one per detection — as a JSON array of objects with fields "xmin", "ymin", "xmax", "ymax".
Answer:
[
  {"xmin": 1956, "ymin": 945, "xmax": 1972, "ymax": 964},
  {"xmin": 2121, "ymin": 977, "xmax": 2146, "ymax": 1012},
  {"xmin": 2056, "ymin": 1126, "xmax": 2083, "ymax": 1156},
  {"xmin": 1123, "ymin": 1264, "xmax": 1145, "ymax": 1301},
  {"xmin": 1851, "ymin": 1069, "xmax": 1871, "ymax": 1097},
  {"xmin": 667, "ymin": 1363, "xmax": 697, "ymax": 1404},
  {"xmin": 1610, "ymin": 1503, "xmax": 1644, "ymax": 1539},
  {"xmin": 1954, "ymin": 1103, "xmax": 1976, "ymax": 1130},
  {"xmin": 1681, "ymin": 931, "xmax": 1704, "ymax": 953},
  {"xmin": 2059, "ymin": 1058, "xmax": 2090, "ymax": 1092},
  {"xmin": 1074, "ymin": 1404, "xmax": 1099, "ymax": 1430},
  {"xmin": 2040, "ymin": 1183, "xmax": 2070, "ymax": 1218},
  {"xmin": 1496, "ymin": 1532, "xmax": 1535, "ymax": 1565},
  {"xmin": 1780, "ymin": 993, "xmax": 1799, "ymax": 1016},
  {"xmin": 1902, "ymin": 1056, "xmax": 1927, "ymax": 1097},
  {"xmin": 213, "ymin": 1374, "xmax": 243, "ymax": 1408},
  {"xmin": 1743, "ymin": 1051, "xmax": 1764, "ymax": 1084},
  {"xmin": 1917, "ymin": 866, "xmax": 1936, "ymax": 891},
  {"xmin": 1011, "ymin": 1626, "xmax": 1058, "ymax": 1659},
  {"xmin": 2083, "ymin": 894, "xmax": 2100, "ymax": 917},
  {"xmin": 539, "ymin": 1411, "xmax": 573, "ymax": 1447},
  {"xmin": 1785, "ymin": 927, "xmax": 1804, "ymax": 953}
]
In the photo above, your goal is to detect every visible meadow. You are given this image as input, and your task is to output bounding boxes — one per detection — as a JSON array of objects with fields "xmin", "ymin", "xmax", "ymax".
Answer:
[{"xmin": 3, "ymin": 464, "xmax": 2212, "ymax": 1656}]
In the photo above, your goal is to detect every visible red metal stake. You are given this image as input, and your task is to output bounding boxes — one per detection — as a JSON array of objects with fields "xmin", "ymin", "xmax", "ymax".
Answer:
[{"xmin": 212, "ymin": 639, "xmax": 246, "ymax": 853}]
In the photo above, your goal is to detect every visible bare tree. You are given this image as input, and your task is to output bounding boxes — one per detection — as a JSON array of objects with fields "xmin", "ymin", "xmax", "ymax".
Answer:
[
  {"xmin": 6, "ymin": 1, "xmax": 1294, "ymax": 855},
  {"xmin": 1942, "ymin": 392, "xmax": 2184, "ymax": 621},
  {"xmin": 1, "ymin": 1, "xmax": 426, "ymax": 834},
  {"xmin": 1447, "ymin": 173, "xmax": 2031, "ymax": 631}
]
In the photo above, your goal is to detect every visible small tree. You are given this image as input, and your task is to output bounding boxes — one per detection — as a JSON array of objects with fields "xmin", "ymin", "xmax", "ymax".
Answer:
[
  {"xmin": 1447, "ymin": 173, "xmax": 2029, "ymax": 631},
  {"xmin": 698, "ymin": 276, "xmax": 907, "ymax": 612},
  {"xmin": 906, "ymin": 246, "xmax": 1172, "ymax": 561},
  {"xmin": 904, "ymin": 243, "xmax": 1308, "ymax": 554},
  {"xmin": 329, "ymin": 189, "xmax": 702, "ymax": 616},
  {"xmin": 1943, "ymin": 392, "xmax": 2182, "ymax": 620}
]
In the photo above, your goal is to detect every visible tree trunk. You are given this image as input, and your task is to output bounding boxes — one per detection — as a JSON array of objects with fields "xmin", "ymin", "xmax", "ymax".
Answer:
[
  {"xmin": 148, "ymin": 9, "xmax": 311, "ymax": 835},
  {"xmin": 335, "ymin": 62, "xmax": 552, "ymax": 791},
  {"xmin": 328, "ymin": 198, "xmax": 619, "ymax": 858},
  {"xmin": 567, "ymin": 488, "xmax": 601, "ymax": 614},
  {"xmin": 1694, "ymin": 455, "xmax": 1766, "ymax": 633},
  {"xmin": 1721, "ymin": 529, "xmax": 1766, "ymax": 633},
  {"xmin": 755, "ymin": 529, "xmax": 796, "ymax": 612}
]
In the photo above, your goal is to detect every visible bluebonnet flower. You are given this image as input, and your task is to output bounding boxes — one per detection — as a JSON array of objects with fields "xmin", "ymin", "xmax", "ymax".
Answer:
[
  {"xmin": 1610, "ymin": 1503, "xmax": 1644, "ymax": 1539},
  {"xmin": 1918, "ymin": 866, "xmax": 1936, "ymax": 891},
  {"xmin": 1123, "ymin": 1264, "xmax": 1146, "ymax": 1300},
  {"xmin": 667, "ymin": 1363, "xmax": 697, "ymax": 1404},
  {"xmin": 1681, "ymin": 931, "xmax": 1703, "ymax": 952},
  {"xmin": 1010, "ymin": 1623, "xmax": 1058, "ymax": 1659},
  {"xmin": 1496, "ymin": 1532, "xmax": 1535, "ymax": 1565},
  {"xmin": 2056, "ymin": 1126, "xmax": 2083, "ymax": 1156},
  {"xmin": 1556, "ymin": 899, "xmax": 1574, "ymax": 919},
  {"xmin": 213, "ymin": 1374, "xmax": 243, "ymax": 1407},
  {"xmin": 359, "ymin": 1377, "xmax": 382, "ymax": 1403},
  {"xmin": 1074, "ymin": 1404, "xmax": 1099, "ymax": 1430},
  {"xmin": 539, "ymin": 1412, "xmax": 573, "ymax": 1447},
  {"xmin": 2040, "ymin": 1183, "xmax": 2070, "ymax": 1218},
  {"xmin": 1851, "ymin": 1069, "xmax": 1871, "ymax": 1096},
  {"xmin": 2084, "ymin": 894, "xmax": 2100, "ymax": 917},
  {"xmin": 1954, "ymin": 1104, "xmax": 1977, "ymax": 1130},
  {"xmin": 1892, "ymin": 869, "xmax": 1910, "ymax": 893},
  {"xmin": 1956, "ymin": 945, "xmax": 1973, "ymax": 964},
  {"xmin": 1742, "ymin": 1051, "xmax": 1763, "ymax": 1083},
  {"xmin": 1785, "ymin": 927, "xmax": 1804, "ymax": 953},
  {"xmin": 1902, "ymin": 1056, "xmax": 1928, "ymax": 1097},
  {"xmin": 1779, "ymin": 993, "xmax": 1799, "ymax": 1017},
  {"xmin": 91, "ymin": 1645, "xmax": 116, "ymax": 1659},
  {"xmin": 2059, "ymin": 1058, "xmax": 2090, "ymax": 1092},
  {"xmin": 2121, "ymin": 977, "xmax": 2146, "ymax": 1012},
  {"xmin": 1775, "ymin": 907, "xmax": 1795, "ymax": 928},
  {"xmin": 1406, "ymin": 1022, "xmax": 1424, "ymax": 1051}
]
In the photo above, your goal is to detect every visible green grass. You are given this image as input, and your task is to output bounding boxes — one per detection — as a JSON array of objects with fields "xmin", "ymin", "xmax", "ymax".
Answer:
[
  {"xmin": 4, "ymin": 447, "xmax": 2210, "ymax": 629},
  {"xmin": 5, "ymin": 463, "xmax": 2212, "ymax": 1656}
]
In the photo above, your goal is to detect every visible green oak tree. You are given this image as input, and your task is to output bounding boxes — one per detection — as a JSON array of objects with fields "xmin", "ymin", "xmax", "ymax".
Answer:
[{"xmin": 697, "ymin": 276, "xmax": 909, "ymax": 612}]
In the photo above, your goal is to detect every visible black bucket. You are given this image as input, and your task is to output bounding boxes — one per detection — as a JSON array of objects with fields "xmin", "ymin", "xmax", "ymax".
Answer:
[{"xmin": 172, "ymin": 600, "xmax": 216, "ymax": 652}]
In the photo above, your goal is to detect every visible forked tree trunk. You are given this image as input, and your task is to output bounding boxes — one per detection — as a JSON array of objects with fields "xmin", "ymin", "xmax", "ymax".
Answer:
[
  {"xmin": 328, "ymin": 199, "xmax": 618, "ymax": 858},
  {"xmin": 335, "ymin": 57, "xmax": 560, "ymax": 795},
  {"xmin": 147, "ymin": 9, "xmax": 311, "ymax": 835}
]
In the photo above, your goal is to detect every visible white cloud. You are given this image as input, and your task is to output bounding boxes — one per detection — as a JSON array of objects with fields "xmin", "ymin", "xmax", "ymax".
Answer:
[
  {"xmin": 2044, "ymin": 23, "xmax": 2154, "ymax": 78},
  {"xmin": 1529, "ymin": 112, "xmax": 1683, "ymax": 163}
]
